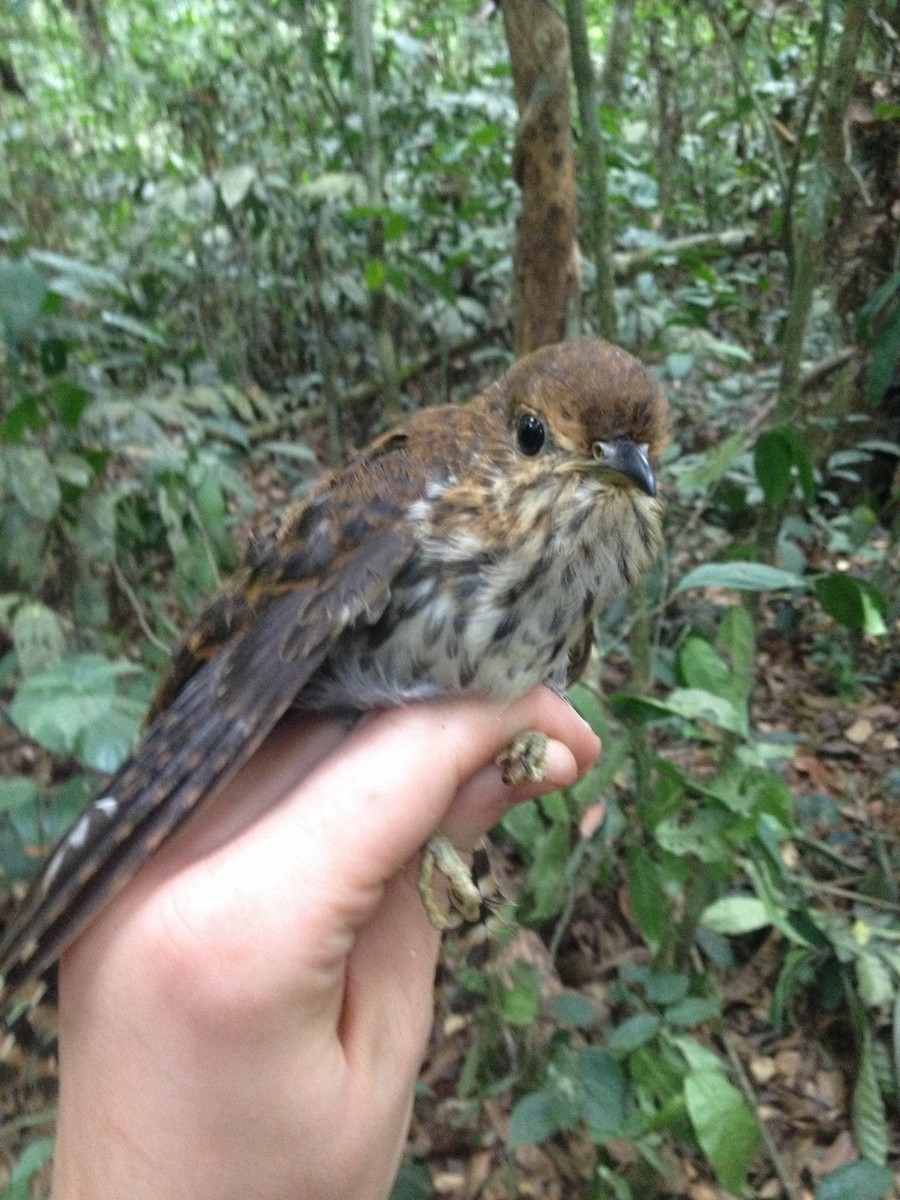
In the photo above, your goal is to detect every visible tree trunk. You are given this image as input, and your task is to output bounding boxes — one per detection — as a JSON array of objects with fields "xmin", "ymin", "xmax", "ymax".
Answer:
[
  {"xmin": 649, "ymin": 18, "xmax": 677, "ymax": 233},
  {"xmin": 350, "ymin": 0, "xmax": 401, "ymax": 417},
  {"xmin": 599, "ymin": 0, "xmax": 636, "ymax": 109},
  {"xmin": 776, "ymin": 0, "xmax": 866, "ymax": 421},
  {"xmin": 565, "ymin": 0, "xmax": 617, "ymax": 339},
  {"xmin": 500, "ymin": 0, "xmax": 577, "ymax": 356}
]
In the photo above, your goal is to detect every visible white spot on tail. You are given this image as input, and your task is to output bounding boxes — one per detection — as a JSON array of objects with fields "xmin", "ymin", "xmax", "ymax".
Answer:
[{"xmin": 40, "ymin": 809, "xmax": 95, "ymax": 895}]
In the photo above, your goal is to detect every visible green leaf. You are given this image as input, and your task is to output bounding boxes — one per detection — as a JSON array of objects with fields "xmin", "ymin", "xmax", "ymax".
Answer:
[
  {"xmin": 500, "ymin": 982, "xmax": 540, "ymax": 1026},
  {"xmin": 364, "ymin": 259, "xmax": 385, "ymax": 291},
  {"xmin": 508, "ymin": 1089, "xmax": 562, "ymax": 1147},
  {"xmin": 754, "ymin": 426, "xmax": 816, "ymax": 507},
  {"xmin": 866, "ymin": 299, "xmax": 900, "ymax": 403},
  {"xmin": 856, "ymin": 439, "xmax": 900, "ymax": 457},
  {"xmin": 660, "ymin": 687, "xmax": 747, "ymax": 736},
  {"xmin": 814, "ymin": 575, "xmax": 887, "ymax": 636},
  {"xmin": 655, "ymin": 807, "xmax": 733, "ymax": 863},
  {"xmin": 789, "ymin": 431, "xmax": 816, "ymax": 505},
  {"xmin": 0, "ymin": 775, "xmax": 41, "ymax": 885},
  {"xmin": 258, "ymin": 440, "xmax": 318, "ymax": 465},
  {"xmin": 0, "ymin": 259, "xmax": 46, "ymax": 336},
  {"xmin": 665, "ymin": 997, "xmax": 721, "ymax": 1026},
  {"xmin": 73, "ymin": 578, "xmax": 109, "ymax": 627},
  {"xmin": 577, "ymin": 1048, "xmax": 625, "ymax": 1138},
  {"xmin": 54, "ymin": 451, "xmax": 93, "ymax": 489},
  {"xmin": 217, "ymin": 163, "xmax": 256, "ymax": 209},
  {"xmin": 522, "ymin": 820, "xmax": 570, "ymax": 921},
  {"xmin": 716, "ymin": 604, "xmax": 754, "ymax": 708},
  {"xmin": 389, "ymin": 1160, "xmax": 432, "ymax": 1200},
  {"xmin": 625, "ymin": 846, "xmax": 666, "ymax": 954},
  {"xmin": 101, "ymin": 310, "xmax": 165, "ymax": 346},
  {"xmin": 49, "ymin": 379, "xmax": 90, "ymax": 428},
  {"xmin": 645, "ymin": 972, "xmax": 689, "ymax": 1005},
  {"xmin": 755, "ymin": 428, "xmax": 793, "ymax": 505},
  {"xmin": 0, "ymin": 594, "xmax": 22, "ymax": 625},
  {"xmin": 668, "ymin": 1034, "xmax": 725, "ymax": 1074},
  {"xmin": 677, "ymin": 431, "xmax": 746, "ymax": 491},
  {"xmin": 3, "ymin": 445, "xmax": 62, "ymax": 521},
  {"xmin": 29, "ymin": 250, "xmax": 127, "ymax": 297},
  {"xmin": 678, "ymin": 635, "xmax": 731, "ymax": 699},
  {"xmin": 0, "ymin": 775, "xmax": 37, "ymax": 815},
  {"xmin": 701, "ymin": 896, "xmax": 771, "ymax": 935},
  {"xmin": 301, "ymin": 171, "xmax": 365, "ymax": 203},
  {"xmin": 852, "ymin": 1024, "xmax": 889, "ymax": 1165},
  {"xmin": 814, "ymin": 1161, "xmax": 893, "ymax": 1200},
  {"xmin": 11, "ymin": 602, "xmax": 65, "ymax": 676},
  {"xmin": 675, "ymin": 562, "xmax": 806, "ymax": 594},
  {"xmin": 684, "ymin": 1071, "xmax": 759, "ymax": 1192},
  {"xmin": 501, "ymin": 799, "xmax": 543, "ymax": 847},
  {"xmin": 606, "ymin": 693, "xmax": 679, "ymax": 724},
  {"xmin": 468, "ymin": 122, "xmax": 503, "ymax": 148},
  {"xmin": 9, "ymin": 654, "xmax": 146, "ymax": 772},
  {"xmin": 0, "ymin": 1136, "xmax": 54, "ymax": 1200},
  {"xmin": 39, "ymin": 335, "xmax": 68, "ymax": 375},
  {"xmin": 80, "ymin": 704, "xmax": 145, "ymax": 774},
  {"xmin": 606, "ymin": 1013, "xmax": 661, "ymax": 1057},
  {"xmin": 550, "ymin": 991, "xmax": 595, "ymax": 1028},
  {"xmin": 855, "ymin": 953, "xmax": 894, "ymax": 1011},
  {"xmin": 72, "ymin": 490, "xmax": 119, "ymax": 564},
  {"xmin": 567, "ymin": 682, "xmax": 605, "ymax": 733},
  {"xmin": 383, "ymin": 211, "xmax": 409, "ymax": 242},
  {"xmin": 0, "ymin": 507, "xmax": 47, "ymax": 586},
  {"xmin": 2, "ymin": 396, "xmax": 44, "ymax": 439},
  {"xmin": 500, "ymin": 962, "xmax": 542, "ymax": 1026},
  {"xmin": 194, "ymin": 467, "xmax": 227, "ymax": 536}
]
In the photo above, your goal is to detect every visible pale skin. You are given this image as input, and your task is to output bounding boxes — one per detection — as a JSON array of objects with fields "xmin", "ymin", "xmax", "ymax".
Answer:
[{"xmin": 52, "ymin": 686, "xmax": 600, "ymax": 1200}]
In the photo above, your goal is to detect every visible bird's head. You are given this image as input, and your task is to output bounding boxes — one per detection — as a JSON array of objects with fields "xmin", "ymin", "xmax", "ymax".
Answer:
[{"xmin": 489, "ymin": 338, "xmax": 668, "ymax": 500}]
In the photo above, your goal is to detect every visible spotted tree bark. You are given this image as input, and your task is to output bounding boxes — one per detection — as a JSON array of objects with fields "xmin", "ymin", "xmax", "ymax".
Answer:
[{"xmin": 500, "ymin": 0, "xmax": 577, "ymax": 356}]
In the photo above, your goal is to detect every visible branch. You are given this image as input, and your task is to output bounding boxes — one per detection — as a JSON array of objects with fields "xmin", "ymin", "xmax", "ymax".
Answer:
[{"xmin": 611, "ymin": 225, "xmax": 767, "ymax": 279}]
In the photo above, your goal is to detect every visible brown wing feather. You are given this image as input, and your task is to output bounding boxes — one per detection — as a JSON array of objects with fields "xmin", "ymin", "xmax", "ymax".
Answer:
[
  {"xmin": 0, "ymin": 522, "xmax": 412, "ymax": 993},
  {"xmin": 1, "ymin": 405, "xmax": 476, "ymax": 993}
]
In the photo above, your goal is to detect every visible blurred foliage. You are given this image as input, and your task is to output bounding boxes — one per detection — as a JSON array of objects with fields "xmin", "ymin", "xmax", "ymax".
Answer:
[{"xmin": 0, "ymin": 0, "xmax": 898, "ymax": 1196}]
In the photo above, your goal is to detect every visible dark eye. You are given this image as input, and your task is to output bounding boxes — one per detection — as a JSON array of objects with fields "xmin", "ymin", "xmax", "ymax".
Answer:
[{"xmin": 516, "ymin": 412, "xmax": 545, "ymax": 456}]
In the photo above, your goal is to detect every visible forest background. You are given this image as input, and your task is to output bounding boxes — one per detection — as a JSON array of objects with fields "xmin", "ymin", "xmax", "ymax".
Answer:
[{"xmin": 0, "ymin": 1, "xmax": 898, "ymax": 1197}]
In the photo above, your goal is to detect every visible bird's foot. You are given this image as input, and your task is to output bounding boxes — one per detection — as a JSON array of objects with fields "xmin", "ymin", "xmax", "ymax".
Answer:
[
  {"xmin": 496, "ymin": 730, "xmax": 549, "ymax": 786},
  {"xmin": 418, "ymin": 730, "xmax": 549, "ymax": 929},
  {"xmin": 418, "ymin": 833, "xmax": 480, "ymax": 930}
]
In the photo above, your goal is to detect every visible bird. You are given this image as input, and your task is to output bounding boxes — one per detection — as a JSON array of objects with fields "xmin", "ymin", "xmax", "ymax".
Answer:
[{"xmin": 0, "ymin": 337, "xmax": 667, "ymax": 998}]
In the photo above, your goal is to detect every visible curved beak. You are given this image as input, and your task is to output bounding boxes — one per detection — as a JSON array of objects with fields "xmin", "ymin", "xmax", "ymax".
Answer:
[{"xmin": 594, "ymin": 437, "xmax": 657, "ymax": 497}]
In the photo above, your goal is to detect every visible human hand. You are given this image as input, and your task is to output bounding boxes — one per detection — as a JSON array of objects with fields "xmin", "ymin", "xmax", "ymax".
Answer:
[{"xmin": 52, "ymin": 686, "xmax": 599, "ymax": 1200}]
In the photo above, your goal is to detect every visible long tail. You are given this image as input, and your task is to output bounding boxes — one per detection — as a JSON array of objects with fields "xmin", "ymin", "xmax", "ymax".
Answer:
[
  {"xmin": 0, "ymin": 613, "xmax": 324, "ymax": 995},
  {"xmin": 0, "ymin": 521, "xmax": 410, "ymax": 999}
]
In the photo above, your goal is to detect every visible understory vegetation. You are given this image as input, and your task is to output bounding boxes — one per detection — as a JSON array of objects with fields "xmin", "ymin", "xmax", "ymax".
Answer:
[{"xmin": 1, "ymin": 2, "xmax": 898, "ymax": 1198}]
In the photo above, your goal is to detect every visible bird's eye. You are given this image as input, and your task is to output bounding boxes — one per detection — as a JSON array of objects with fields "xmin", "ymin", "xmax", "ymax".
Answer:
[{"xmin": 516, "ymin": 412, "xmax": 545, "ymax": 456}]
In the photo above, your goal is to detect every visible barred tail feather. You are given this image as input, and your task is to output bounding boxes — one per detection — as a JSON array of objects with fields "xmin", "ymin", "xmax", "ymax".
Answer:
[
  {"xmin": 0, "ymin": 525, "xmax": 410, "ymax": 1000},
  {"xmin": 0, "ymin": 643, "xmax": 315, "ymax": 995}
]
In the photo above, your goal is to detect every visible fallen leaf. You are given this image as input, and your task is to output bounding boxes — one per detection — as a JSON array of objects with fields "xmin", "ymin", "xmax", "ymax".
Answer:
[
  {"xmin": 749, "ymin": 1055, "xmax": 777, "ymax": 1084},
  {"xmin": 774, "ymin": 1049, "xmax": 802, "ymax": 1080},
  {"xmin": 579, "ymin": 801, "xmax": 606, "ymax": 838},
  {"xmin": 844, "ymin": 717, "xmax": 873, "ymax": 745}
]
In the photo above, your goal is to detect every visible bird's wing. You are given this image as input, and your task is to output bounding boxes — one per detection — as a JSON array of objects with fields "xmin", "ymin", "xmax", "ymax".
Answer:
[{"xmin": 0, "ymin": 505, "xmax": 414, "ymax": 994}]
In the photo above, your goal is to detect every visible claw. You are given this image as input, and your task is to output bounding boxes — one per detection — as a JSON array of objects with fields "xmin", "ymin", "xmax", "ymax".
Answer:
[
  {"xmin": 418, "ymin": 834, "xmax": 482, "ymax": 930},
  {"xmin": 495, "ymin": 730, "xmax": 549, "ymax": 786},
  {"xmin": 417, "ymin": 731, "xmax": 550, "ymax": 929}
]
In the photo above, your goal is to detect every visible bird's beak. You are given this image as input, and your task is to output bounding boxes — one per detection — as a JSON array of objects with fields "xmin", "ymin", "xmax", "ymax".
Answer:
[{"xmin": 592, "ymin": 437, "xmax": 657, "ymax": 497}]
